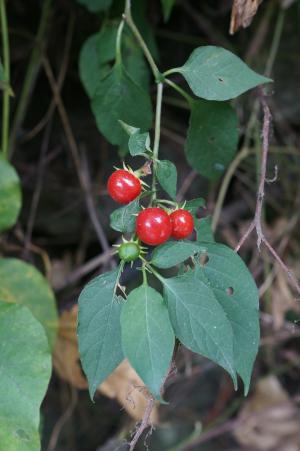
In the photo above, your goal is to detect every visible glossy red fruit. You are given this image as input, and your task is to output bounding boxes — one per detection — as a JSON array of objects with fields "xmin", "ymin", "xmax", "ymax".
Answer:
[
  {"xmin": 107, "ymin": 169, "xmax": 141, "ymax": 204},
  {"xmin": 170, "ymin": 209, "xmax": 194, "ymax": 239},
  {"xmin": 136, "ymin": 208, "xmax": 172, "ymax": 246}
]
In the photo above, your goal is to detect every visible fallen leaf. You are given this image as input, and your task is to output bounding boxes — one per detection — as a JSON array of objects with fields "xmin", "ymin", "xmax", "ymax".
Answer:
[
  {"xmin": 53, "ymin": 305, "xmax": 158, "ymax": 422},
  {"xmin": 230, "ymin": 0, "xmax": 263, "ymax": 35}
]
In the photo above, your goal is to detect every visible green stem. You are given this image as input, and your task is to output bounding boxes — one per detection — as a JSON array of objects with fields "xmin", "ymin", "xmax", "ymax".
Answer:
[
  {"xmin": 123, "ymin": 0, "xmax": 159, "ymax": 79},
  {"xmin": 115, "ymin": 20, "xmax": 125, "ymax": 66},
  {"xmin": 151, "ymin": 82, "xmax": 163, "ymax": 203},
  {"xmin": 0, "ymin": 0, "xmax": 10, "ymax": 159},
  {"xmin": 142, "ymin": 262, "xmax": 147, "ymax": 285},
  {"xmin": 164, "ymin": 79, "xmax": 193, "ymax": 106},
  {"xmin": 163, "ymin": 68, "xmax": 180, "ymax": 77},
  {"xmin": 156, "ymin": 199, "xmax": 177, "ymax": 206},
  {"xmin": 265, "ymin": 9, "xmax": 285, "ymax": 78}
]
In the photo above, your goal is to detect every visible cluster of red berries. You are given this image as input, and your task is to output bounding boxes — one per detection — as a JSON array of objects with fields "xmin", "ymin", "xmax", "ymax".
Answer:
[{"xmin": 107, "ymin": 169, "xmax": 194, "ymax": 246}]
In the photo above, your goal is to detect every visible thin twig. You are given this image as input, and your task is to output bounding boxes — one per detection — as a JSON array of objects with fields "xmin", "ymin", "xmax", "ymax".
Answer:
[
  {"xmin": 128, "ymin": 395, "xmax": 155, "ymax": 451},
  {"xmin": 0, "ymin": 0, "xmax": 10, "ymax": 159}
]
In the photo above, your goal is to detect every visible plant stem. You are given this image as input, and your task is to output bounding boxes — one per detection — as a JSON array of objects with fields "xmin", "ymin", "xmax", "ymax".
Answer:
[
  {"xmin": 151, "ymin": 82, "xmax": 163, "ymax": 202},
  {"xmin": 156, "ymin": 199, "xmax": 177, "ymax": 206},
  {"xmin": 123, "ymin": 0, "xmax": 159, "ymax": 79},
  {"xmin": 163, "ymin": 68, "xmax": 180, "ymax": 77},
  {"xmin": 0, "ymin": 0, "xmax": 10, "ymax": 159},
  {"xmin": 164, "ymin": 79, "xmax": 193, "ymax": 106},
  {"xmin": 115, "ymin": 20, "xmax": 125, "ymax": 66}
]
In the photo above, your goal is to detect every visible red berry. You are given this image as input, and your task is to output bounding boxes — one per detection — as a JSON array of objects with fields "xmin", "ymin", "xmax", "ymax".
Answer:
[
  {"xmin": 136, "ymin": 208, "xmax": 172, "ymax": 246},
  {"xmin": 107, "ymin": 169, "xmax": 141, "ymax": 204},
  {"xmin": 170, "ymin": 209, "xmax": 194, "ymax": 240}
]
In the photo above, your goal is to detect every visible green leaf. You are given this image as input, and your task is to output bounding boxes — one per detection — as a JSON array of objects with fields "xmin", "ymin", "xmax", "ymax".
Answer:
[
  {"xmin": 185, "ymin": 100, "xmax": 238, "ymax": 180},
  {"xmin": 76, "ymin": 0, "xmax": 112, "ymax": 12},
  {"xmin": 128, "ymin": 131, "xmax": 150, "ymax": 156},
  {"xmin": 176, "ymin": 46, "xmax": 271, "ymax": 101},
  {"xmin": 0, "ymin": 303, "xmax": 51, "ymax": 451},
  {"xmin": 196, "ymin": 243, "xmax": 259, "ymax": 394},
  {"xmin": 156, "ymin": 160, "xmax": 177, "ymax": 200},
  {"xmin": 122, "ymin": 35, "xmax": 150, "ymax": 88},
  {"xmin": 121, "ymin": 285, "xmax": 175, "ymax": 399},
  {"xmin": 162, "ymin": 269, "xmax": 237, "ymax": 386},
  {"xmin": 91, "ymin": 64, "xmax": 152, "ymax": 147},
  {"xmin": 77, "ymin": 267, "xmax": 124, "ymax": 398},
  {"xmin": 0, "ymin": 156, "xmax": 22, "ymax": 232},
  {"xmin": 0, "ymin": 258, "xmax": 58, "ymax": 347},
  {"xmin": 151, "ymin": 240, "xmax": 206, "ymax": 269},
  {"xmin": 161, "ymin": 0, "xmax": 176, "ymax": 21},
  {"xmin": 110, "ymin": 198, "xmax": 140, "ymax": 233},
  {"xmin": 195, "ymin": 216, "xmax": 215, "ymax": 242}
]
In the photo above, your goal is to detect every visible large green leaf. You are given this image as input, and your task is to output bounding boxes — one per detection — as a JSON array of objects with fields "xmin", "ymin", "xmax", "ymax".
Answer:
[
  {"xmin": 91, "ymin": 64, "xmax": 152, "ymax": 147},
  {"xmin": 185, "ymin": 100, "xmax": 238, "ymax": 180},
  {"xmin": 162, "ymin": 269, "xmax": 237, "ymax": 386},
  {"xmin": 121, "ymin": 285, "xmax": 175, "ymax": 399},
  {"xmin": 176, "ymin": 46, "xmax": 271, "ymax": 101},
  {"xmin": 76, "ymin": 0, "xmax": 112, "ymax": 12},
  {"xmin": 197, "ymin": 243, "xmax": 259, "ymax": 393},
  {"xmin": 0, "ymin": 156, "xmax": 22, "ymax": 232},
  {"xmin": 77, "ymin": 267, "xmax": 124, "ymax": 398},
  {"xmin": 151, "ymin": 240, "xmax": 206, "ymax": 269},
  {"xmin": 156, "ymin": 160, "xmax": 177, "ymax": 200},
  {"xmin": 0, "ymin": 303, "xmax": 51, "ymax": 451},
  {"xmin": 109, "ymin": 198, "xmax": 140, "ymax": 233},
  {"xmin": 0, "ymin": 259, "xmax": 57, "ymax": 347},
  {"xmin": 161, "ymin": 0, "xmax": 176, "ymax": 21}
]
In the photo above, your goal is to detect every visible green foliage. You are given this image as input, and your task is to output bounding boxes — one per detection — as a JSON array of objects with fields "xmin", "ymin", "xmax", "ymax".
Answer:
[
  {"xmin": 77, "ymin": 267, "xmax": 124, "ymax": 398},
  {"xmin": 121, "ymin": 285, "xmax": 175, "ymax": 399},
  {"xmin": 161, "ymin": 0, "xmax": 176, "ymax": 21},
  {"xmin": 156, "ymin": 160, "xmax": 177, "ymax": 200},
  {"xmin": 151, "ymin": 240, "xmax": 206, "ymax": 269},
  {"xmin": 0, "ymin": 259, "xmax": 57, "ymax": 347},
  {"xmin": 0, "ymin": 156, "xmax": 22, "ymax": 232},
  {"xmin": 128, "ymin": 130, "xmax": 150, "ymax": 156},
  {"xmin": 110, "ymin": 198, "xmax": 140, "ymax": 233},
  {"xmin": 0, "ymin": 303, "xmax": 51, "ymax": 451},
  {"xmin": 0, "ymin": 59, "xmax": 13, "ymax": 95},
  {"xmin": 185, "ymin": 100, "xmax": 239, "ymax": 179},
  {"xmin": 162, "ymin": 267, "xmax": 237, "ymax": 386},
  {"xmin": 195, "ymin": 216, "xmax": 215, "ymax": 242},
  {"xmin": 183, "ymin": 198, "xmax": 205, "ymax": 215},
  {"xmin": 176, "ymin": 46, "xmax": 271, "ymax": 101},
  {"xmin": 197, "ymin": 243, "xmax": 260, "ymax": 393},
  {"xmin": 91, "ymin": 63, "xmax": 152, "ymax": 147},
  {"xmin": 76, "ymin": 0, "xmax": 112, "ymax": 12}
]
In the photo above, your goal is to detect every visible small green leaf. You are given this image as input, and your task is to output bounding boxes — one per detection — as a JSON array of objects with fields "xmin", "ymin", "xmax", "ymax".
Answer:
[
  {"xmin": 161, "ymin": 0, "xmax": 176, "ymax": 21},
  {"xmin": 197, "ymin": 243, "xmax": 259, "ymax": 394},
  {"xmin": 0, "ymin": 156, "xmax": 22, "ymax": 232},
  {"xmin": 121, "ymin": 285, "xmax": 175, "ymax": 399},
  {"xmin": 77, "ymin": 267, "xmax": 124, "ymax": 398},
  {"xmin": 185, "ymin": 100, "xmax": 239, "ymax": 180},
  {"xmin": 156, "ymin": 160, "xmax": 177, "ymax": 200},
  {"xmin": 183, "ymin": 198, "xmax": 205, "ymax": 216},
  {"xmin": 195, "ymin": 216, "xmax": 215, "ymax": 242},
  {"xmin": 110, "ymin": 198, "xmax": 140, "ymax": 233},
  {"xmin": 0, "ymin": 303, "xmax": 51, "ymax": 451},
  {"xmin": 76, "ymin": 0, "xmax": 112, "ymax": 12},
  {"xmin": 176, "ymin": 46, "xmax": 271, "ymax": 101},
  {"xmin": 151, "ymin": 240, "xmax": 206, "ymax": 269},
  {"xmin": 91, "ymin": 64, "xmax": 152, "ymax": 147},
  {"xmin": 0, "ymin": 258, "xmax": 58, "ymax": 347},
  {"xmin": 162, "ymin": 268, "xmax": 237, "ymax": 386},
  {"xmin": 129, "ymin": 131, "xmax": 150, "ymax": 156}
]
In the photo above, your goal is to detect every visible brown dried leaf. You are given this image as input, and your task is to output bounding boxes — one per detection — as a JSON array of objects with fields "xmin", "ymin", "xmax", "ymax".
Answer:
[
  {"xmin": 234, "ymin": 376, "xmax": 300, "ymax": 450},
  {"xmin": 230, "ymin": 0, "xmax": 263, "ymax": 35},
  {"xmin": 53, "ymin": 305, "xmax": 158, "ymax": 422}
]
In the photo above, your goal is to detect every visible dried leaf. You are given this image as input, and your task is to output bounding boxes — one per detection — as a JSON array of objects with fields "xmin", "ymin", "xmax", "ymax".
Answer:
[
  {"xmin": 53, "ymin": 305, "xmax": 158, "ymax": 422},
  {"xmin": 230, "ymin": 0, "xmax": 263, "ymax": 35}
]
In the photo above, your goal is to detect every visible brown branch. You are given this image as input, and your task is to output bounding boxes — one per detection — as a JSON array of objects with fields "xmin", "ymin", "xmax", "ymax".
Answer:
[
  {"xmin": 128, "ymin": 394, "xmax": 155, "ymax": 451},
  {"xmin": 235, "ymin": 93, "xmax": 300, "ymax": 296}
]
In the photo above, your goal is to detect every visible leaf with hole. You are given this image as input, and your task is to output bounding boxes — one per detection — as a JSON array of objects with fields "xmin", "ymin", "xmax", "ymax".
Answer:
[
  {"xmin": 151, "ymin": 240, "xmax": 206, "ymax": 269},
  {"xmin": 91, "ymin": 64, "xmax": 152, "ymax": 147},
  {"xmin": 196, "ymin": 243, "xmax": 259, "ymax": 393},
  {"xmin": 76, "ymin": 0, "xmax": 112, "ymax": 12},
  {"xmin": 162, "ymin": 268, "xmax": 237, "ymax": 385},
  {"xmin": 128, "ymin": 131, "xmax": 150, "ymax": 156},
  {"xmin": 156, "ymin": 160, "xmax": 177, "ymax": 200},
  {"xmin": 175, "ymin": 46, "xmax": 271, "ymax": 101},
  {"xmin": 77, "ymin": 266, "xmax": 124, "ymax": 398},
  {"xmin": 0, "ymin": 156, "xmax": 22, "ymax": 233},
  {"xmin": 185, "ymin": 100, "xmax": 239, "ymax": 180},
  {"xmin": 121, "ymin": 285, "xmax": 175, "ymax": 399},
  {"xmin": 0, "ymin": 302, "xmax": 51, "ymax": 451},
  {"xmin": 110, "ymin": 198, "xmax": 140, "ymax": 233},
  {"xmin": 0, "ymin": 258, "xmax": 57, "ymax": 347}
]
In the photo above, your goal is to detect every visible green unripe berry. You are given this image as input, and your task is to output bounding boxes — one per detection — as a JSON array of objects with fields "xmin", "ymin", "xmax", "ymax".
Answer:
[{"xmin": 118, "ymin": 242, "xmax": 141, "ymax": 262}]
